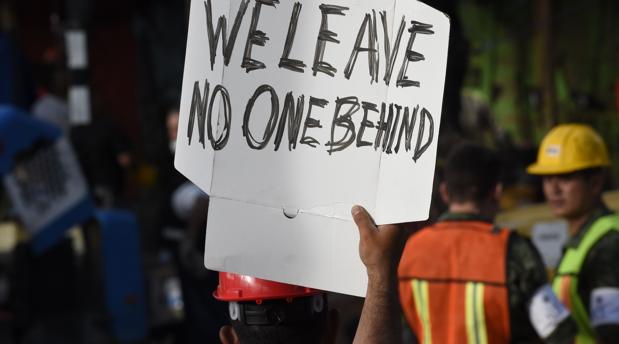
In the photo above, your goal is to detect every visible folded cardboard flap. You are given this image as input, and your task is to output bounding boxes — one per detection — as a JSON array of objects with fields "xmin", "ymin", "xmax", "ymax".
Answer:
[{"xmin": 205, "ymin": 197, "xmax": 368, "ymax": 296}]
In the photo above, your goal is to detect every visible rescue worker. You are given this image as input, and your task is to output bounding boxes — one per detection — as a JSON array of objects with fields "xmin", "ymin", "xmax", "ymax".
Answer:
[
  {"xmin": 399, "ymin": 143, "xmax": 577, "ymax": 343},
  {"xmin": 217, "ymin": 205, "xmax": 406, "ymax": 344},
  {"xmin": 527, "ymin": 124, "xmax": 619, "ymax": 343}
]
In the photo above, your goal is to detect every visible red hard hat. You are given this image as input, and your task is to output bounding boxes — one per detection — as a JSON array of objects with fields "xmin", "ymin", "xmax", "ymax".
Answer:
[{"xmin": 214, "ymin": 272, "xmax": 320, "ymax": 303}]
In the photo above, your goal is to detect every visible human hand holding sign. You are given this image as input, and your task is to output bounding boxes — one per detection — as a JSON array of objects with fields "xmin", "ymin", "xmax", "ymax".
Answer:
[
  {"xmin": 351, "ymin": 205, "xmax": 419, "ymax": 344},
  {"xmin": 352, "ymin": 205, "xmax": 404, "ymax": 282}
]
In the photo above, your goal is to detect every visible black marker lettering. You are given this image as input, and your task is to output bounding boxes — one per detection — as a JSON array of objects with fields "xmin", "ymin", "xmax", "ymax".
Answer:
[
  {"xmin": 385, "ymin": 104, "xmax": 401, "ymax": 153},
  {"xmin": 379, "ymin": 104, "xmax": 396, "ymax": 151},
  {"xmin": 357, "ymin": 101, "xmax": 377, "ymax": 147},
  {"xmin": 394, "ymin": 105, "xmax": 418, "ymax": 153},
  {"xmin": 187, "ymin": 79, "xmax": 210, "ymax": 147},
  {"xmin": 326, "ymin": 96, "xmax": 359, "ymax": 154},
  {"xmin": 300, "ymin": 97, "xmax": 328, "ymax": 148},
  {"xmin": 344, "ymin": 10, "xmax": 378, "ymax": 83},
  {"xmin": 279, "ymin": 2, "xmax": 306, "ymax": 73},
  {"xmin": 413, "ymin": 107, "xmax": 434, "ymax": 161},
  {"xmin": 204, "ymin": 0, "xmax": 250, "ymax": 70},
  {"xmin": 242, "ymin": 85, "xmax": 280, "ymax": 149},
  {"xmin": 242, "ymin": 0, "xmax": 279, "ymax": 72},
  {"xmin": 207, "ymin": 85, "xmax": 232, "ymax": 150},
  {"xmin": 312, "ymin": 4, "xmax": 348, "ymax": 77},
  {"xmin": 374, "ymin": 103, "xmax": 387, "ymax": 150},
  {"xmin": 274, "ymin": 92, "xmax": 305, "ymax": 151},
  {"xmin": 381, "ymin": 12, "xmax": 406, "ymax": 85},
  {"xmin": 397, "ymin": 21, "xmax": 434, "ymax": 88}
]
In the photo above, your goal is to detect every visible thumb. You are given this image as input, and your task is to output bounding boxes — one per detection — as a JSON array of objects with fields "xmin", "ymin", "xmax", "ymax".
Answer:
[{"xmin": 352, "ymin": 205, "xmax": 376, "ymax": 236}]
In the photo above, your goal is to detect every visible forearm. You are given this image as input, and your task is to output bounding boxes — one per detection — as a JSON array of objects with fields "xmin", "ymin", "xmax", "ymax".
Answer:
[
  {"xmin": 350, "ymin": 205, "xmax": 407, "ymax": 344},
  {"xmin": 353, "ymin": 272, "xmax": 402, "ymax": 344}
]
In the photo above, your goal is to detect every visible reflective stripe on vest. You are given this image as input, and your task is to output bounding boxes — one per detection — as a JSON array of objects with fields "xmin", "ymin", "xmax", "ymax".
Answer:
[
  {"xmin": 465, "ymin": 282, "xmax": 488, "ymax": 344},
  {"xmin": 412, "ymin": 279, "xmax": 432, "ymax": 344},
  {"xmin": 552, "ymin": 214, "xmax": 619, "ymax": 344},
  {"xmin": 399, "ymin": 221, "xmax": 511, "ymax": 344}
]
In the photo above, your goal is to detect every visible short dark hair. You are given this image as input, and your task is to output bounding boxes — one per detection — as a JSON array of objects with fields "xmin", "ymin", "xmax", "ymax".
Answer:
[
  {"xmin": 553, "ymin": 167, "xmax": 609, "ymax": 194},
  {"xmin": 230, "ymin": 295, "xmax": 328, "ymax": 344},
  {"xmin": 578, "ymin": 167, "xmax": 605, "ymax": 180},
  {"xmin": 444, "ymin": 143, "xmax": 502, "ymax": 204}
]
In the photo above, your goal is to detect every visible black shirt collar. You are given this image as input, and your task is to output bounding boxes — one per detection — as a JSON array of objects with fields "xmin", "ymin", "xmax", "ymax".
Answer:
[
  {"xmin": 438, "ymin": 212, "xmax": 493, "ymax": 224},
  {"xmin": 565, "ymin": 203, "xmax": 613, "ymax": 248}
]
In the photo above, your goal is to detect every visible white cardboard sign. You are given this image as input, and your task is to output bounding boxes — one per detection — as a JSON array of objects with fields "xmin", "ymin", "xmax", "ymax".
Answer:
[{"xmin": 176, "ymin": 0, "xmax": 450, "ymax": 296}]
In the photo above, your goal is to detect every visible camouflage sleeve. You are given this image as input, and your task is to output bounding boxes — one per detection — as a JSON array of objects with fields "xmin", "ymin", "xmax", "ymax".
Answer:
[
  {"xmin": 580, "ymin": 231, "xmax": 619, "ymax": 342},
  {"xmin": 507, "ymin": 233, "xmax": 577, "ymax": 343}
]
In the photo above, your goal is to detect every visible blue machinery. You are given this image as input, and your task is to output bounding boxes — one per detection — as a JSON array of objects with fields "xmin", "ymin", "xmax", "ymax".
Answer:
[{"xmin": 0, "ymin": 105, "xmax": 147, "ymax": 342}]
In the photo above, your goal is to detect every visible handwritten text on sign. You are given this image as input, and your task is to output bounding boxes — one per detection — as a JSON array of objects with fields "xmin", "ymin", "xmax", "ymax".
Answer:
[{"xmin": 186, "ymin": 0, "xmax": 438, "ymax": 162}]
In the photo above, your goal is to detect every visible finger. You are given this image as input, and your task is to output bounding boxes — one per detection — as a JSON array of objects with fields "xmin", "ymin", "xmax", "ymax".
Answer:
[{"xmin": 351, "ymin": 205, "xmax": 376, "ymax": 236}]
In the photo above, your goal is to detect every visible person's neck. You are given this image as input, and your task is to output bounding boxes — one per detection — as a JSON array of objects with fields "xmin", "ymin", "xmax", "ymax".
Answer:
[
  {"xmin": 567, "ymin": 202, "xmax": 602, "ymax": 236},
  {"xmin": 448, "ymin": 201, "xmax": 495, "ymax": 220},
  {"xmin": 567, "ymin": 215, "xmax": 589, "ymax": 237}
]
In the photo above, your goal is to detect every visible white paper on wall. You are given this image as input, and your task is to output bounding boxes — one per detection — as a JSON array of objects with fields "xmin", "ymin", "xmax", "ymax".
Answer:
[
  {"xmin": 65, "ymin": 30, "xmax": 88, "ymax": 69},
  {"xmin": 68, "ymin": 86, "xmax": 92, "ymax": 125}
]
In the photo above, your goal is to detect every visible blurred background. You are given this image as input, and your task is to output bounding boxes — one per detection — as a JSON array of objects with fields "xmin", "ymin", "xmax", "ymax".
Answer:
[{"xmin": 0, "ymin": 0, "xmax": 617, "ymax": 343}]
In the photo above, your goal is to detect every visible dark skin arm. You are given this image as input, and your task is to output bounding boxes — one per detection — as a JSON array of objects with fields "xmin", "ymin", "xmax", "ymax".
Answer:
[{"xmin": 351, "ymin": 205, "xmax": 417, "ymax": 344}]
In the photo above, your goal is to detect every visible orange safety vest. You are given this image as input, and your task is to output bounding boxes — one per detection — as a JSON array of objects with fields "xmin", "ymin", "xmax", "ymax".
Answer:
[{"xmin": 398, "ymin": 220, "xmax": 512, "ymax": 344}]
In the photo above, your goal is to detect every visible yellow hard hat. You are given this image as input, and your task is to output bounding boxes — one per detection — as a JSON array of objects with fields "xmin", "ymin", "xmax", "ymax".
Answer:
[{"xmin": 527, "ymin": 124, "xmax": 611, "ymax": 175}]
